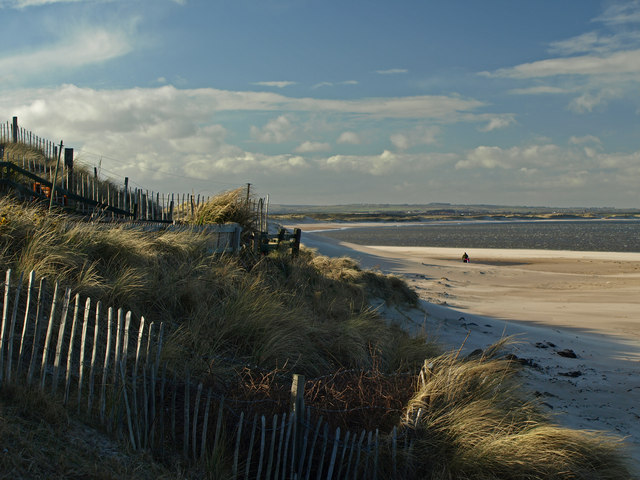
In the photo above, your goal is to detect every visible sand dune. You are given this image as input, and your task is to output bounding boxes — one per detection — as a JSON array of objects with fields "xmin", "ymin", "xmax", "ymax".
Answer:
[{"xmin": 294, "ymin": 227, "xmax": 640, "ymax": 470}]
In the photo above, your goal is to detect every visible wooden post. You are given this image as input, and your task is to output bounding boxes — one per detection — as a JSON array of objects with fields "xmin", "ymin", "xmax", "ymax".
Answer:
[
  {"xmin": 124, "ymin": 178, "xmax": 129, "ymax": 213},
  {"xmin": 17, "ymin": 271, "xmax": 36, "ymax": 377},
  {"xmin": 52, "ymin": 288, "xmax": 72, "ymax": 393},
  {"xmin": 0, "ymin": 270, "xmax": 12, "ymax": 386},
  {"xmin": 64, "ymin": 148, "xmax": 73, "ymax": 193},
  {"xmin": 292, "ymin": 228, "xmax": 302, "ymax": 258},
  {"xmin": 49, "ymin": 141, "xmax": 63, "ymax": 212},
  {"xmin": 88, "ymin": 301, "xmax": 101, "ymax": 414},
  {"xmin": 12, "ymin": 117, "xmax": 17, "ymax": 143},
  {"xmin": 77, "ymin": 297, "xmax": 91, "ymax": 411},
  {"xmin": 291, "ymin": 374, "xmax": 305, "ymax": 476},
  {"xmin": 40, "ymin": 283, "xmax": 60, "ymax": 390},
  {"xmin": 27, "ymin": 278, "xmax": 46, "ymax": 385},
  {"xmin": 63, "ymin": 294, "xmax": 81, "ymax": 404}
]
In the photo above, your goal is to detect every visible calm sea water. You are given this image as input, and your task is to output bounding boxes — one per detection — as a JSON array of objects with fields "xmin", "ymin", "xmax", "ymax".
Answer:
[{"xmin": 312, "ymin": 220, "xmax": 640, "ymax": 252}]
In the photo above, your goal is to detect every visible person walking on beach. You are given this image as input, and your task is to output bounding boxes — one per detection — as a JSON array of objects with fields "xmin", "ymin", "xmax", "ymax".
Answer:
[{"xmin": 462, "ymin": 252, "xmax": 469, "ymax": 263}]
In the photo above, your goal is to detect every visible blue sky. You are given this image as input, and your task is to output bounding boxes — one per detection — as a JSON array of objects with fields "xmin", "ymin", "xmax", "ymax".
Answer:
[{"xmin": 1, "ymin": 0, "xmax": 639, "ymax": 208}]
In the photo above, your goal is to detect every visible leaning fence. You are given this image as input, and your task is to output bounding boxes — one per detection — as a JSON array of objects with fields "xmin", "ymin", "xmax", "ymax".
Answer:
[
  {"xmin": 0, "ymin": 268, "xmax": 419, "ymax": 478},
  {"xmin": 0, "ymin": 117, "xmax": 268, "ymax": 228}
]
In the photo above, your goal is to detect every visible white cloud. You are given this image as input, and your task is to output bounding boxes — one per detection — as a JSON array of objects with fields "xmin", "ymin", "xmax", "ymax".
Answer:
[
  {"xmin": 1, "ymin": 0, "xmax": 84, "ymax": 7},
  {"xmin": 486, "ymin": 49, "xmax": 640, "ymax": 79},
  {"xmin": 294, "ymin": 141, "xmax": 330, "ymax": 153},
  {"xmin": 568, "ymin": 87, "xmax": 622, "ymax": 112},
  {"xmin": 376, "ymin": 69, "xmax": 408, "ymax": 75},
  {"xmin": 508, "ymin": 86, "xmax": 570, "ymax": 95},
  {"xmin": 569, "ymin": 135, "xmax": 601, "ymax": 145},
  {"xmin": 478, "ymin": 115, "xmax": 516, "ymax": 132},
  {"xmin": 390, "ymin": 126, "xmax": 439, "ymax": 150},
  {"xmin": 336, "ymin": 131, "xmax": 361, "ymax": 145},
  {"xmin": 312, "ymin": 80, "xmax": 358, "ymax": 89},
  {"xmin": 594, "ymin": 1, "xmax": 640, "ymax": 25},
  {"xmin": 252, "ymin": 81, "xmax": 297, "ymax": 88},
  {"xmin": 250, "ymin": 115, "xmax": 295, "ymax": 143},
  {"xmin": 455, "ymin": 144, "xmax": 562, "ymax": 170},
  {"xmin": 0, "ymin": 28, "xmax": 132, "ymax": 82}
]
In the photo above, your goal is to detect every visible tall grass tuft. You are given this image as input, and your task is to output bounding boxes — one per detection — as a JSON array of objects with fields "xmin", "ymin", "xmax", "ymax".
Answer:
[
  {"xmin": 186, "ymin": 187, "xmax": 255, "ymax": 230},
  {"xmin": 395, "ymin": 342, "xmax": 635, "ymax": 479}
]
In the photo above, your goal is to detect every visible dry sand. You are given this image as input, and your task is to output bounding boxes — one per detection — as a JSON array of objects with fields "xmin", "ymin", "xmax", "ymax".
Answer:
[{"xmin": 290, "ymin": 225, "xmax": 640, "ymax": 470}]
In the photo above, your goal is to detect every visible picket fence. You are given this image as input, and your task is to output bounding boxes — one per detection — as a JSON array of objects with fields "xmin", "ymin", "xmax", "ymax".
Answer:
[
  {"xmin": 0, "ymin": 268, "xmax": 419, "ymax": 479},
  {"xmin": 0, "ymin": 117, "xmax": 267, "ymax": 229}
]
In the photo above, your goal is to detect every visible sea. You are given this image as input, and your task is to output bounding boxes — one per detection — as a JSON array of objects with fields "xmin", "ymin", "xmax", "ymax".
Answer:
[{"xmin": 310, "ymin": 219, "xmax": 640, "ymax": 253}]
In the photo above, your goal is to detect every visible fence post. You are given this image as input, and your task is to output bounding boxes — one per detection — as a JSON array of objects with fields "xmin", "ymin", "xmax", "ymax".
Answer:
[
  {"xmin": 64, "ymin": 148, "xmax": 73, "ymax": 193},
  {"xmin": 12, "ymin": 117, "xmax": 17, "ymax": 143},
  {"xmin": 292, "ymin": 228, "xmax": 302, "ymax": 258},
  {"xmin": 123, "ymin": 178, "xmax": 129, "ymax": 213},
  {"xmin": 49, "ymin": 141, "xmax": 63, "ymax": 212},
  {"xmin": 291, "ymin": 373, "xmax": 305, "ymax": 476}
]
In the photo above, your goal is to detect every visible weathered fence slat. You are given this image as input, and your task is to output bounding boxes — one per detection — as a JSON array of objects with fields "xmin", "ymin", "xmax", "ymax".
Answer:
[
  {"xmin": 64, "ymin": 294, "xmax": 81, "ymax": 404},
  {"xmin": 192, "ymin": 382, "xmax": 203, "ymax": 460},
  {"xmin": 233, "ymin": 411, "xmax": 244, "ymax": 480},
  {"xmin": 88, "ymin": 301, "xmax": 101, "ymax": 413},
  {"xmin": 325, "ymin": 427, "xmax": 340, "ymax": 480},
  {"xmin": 213, "ymin": 395, "xmax": 225, "ymax": 458},
  {"xmin": 77, "ymin": 297, "xmax": 91, "ymax": 411},
  {"xmin": 52, "ymin": 287, "xmax": 72, "ymax": 393},
  {"xmin": 100, "ymin": 307, "xmax": 114, "ymax": 423},
  {"xmin": 40, "ymin": 282, "xmax": 60, "ymax": 390},
  {"xmin": 26, "ymin": 277, "xmax": 46, "ymax": 385},
  {"xmin": 200, "ymin": 388, "xmax": 212, "ymax": 461},
  {"xmin": 183, "ymin": 371, "xmax": 190, "ymax": 458},
  {"xmin": 6, "ymin": 271, "xmax": 24, "ymax": 383},
  {"xmin": 336, "ymin": 430, "xmax": 350, "ymax": 480},
  {"xmin": 244, "ymin": 413, "xmax": 258, "ymax": 480},
  {"xmin": 0, "ymin": 269, "xmax": 12, "ymax": 385},
  {"xmin": 264, "ymin": 414, "xmax": 277, "ymax": 480},
  {"xmin": 316, "ymin": 424, "xmax": 329, "ymax": 480},
  {"xmin": 282, "ymin": 413, "xmax": 294, "ymax": 480},
  {"xmin": 304, "ymin": 416, "xmax": 323, "ymax": 480},
  {"xmin": 16, "ymin": 270, "xmax": 35, "ymax": 376},
  {"xmin": 119, "ymin": 360, "xmax": 137, "ymax": 449},
  {"xmin": 256, "ymin": 415, "xmax": 266, "ymax": 480},
  {"xmin": 113, "ymin": 309, "xmax": 123, "ymax": 386},
  {"xmin": 273, "ymin": 413, "xmax": 287, "ymax": 480}
]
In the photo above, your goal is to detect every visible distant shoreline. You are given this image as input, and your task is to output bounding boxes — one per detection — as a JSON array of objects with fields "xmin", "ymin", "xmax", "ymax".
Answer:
[{"xmin": 286, "ymin": 219, "xmax": 640, "ymax": 253}]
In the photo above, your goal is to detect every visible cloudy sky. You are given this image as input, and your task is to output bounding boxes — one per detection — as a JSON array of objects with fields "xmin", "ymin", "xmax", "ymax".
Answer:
[{"xmin": 1, "ymin": 0, "xmax": 639, "ymax": 208}]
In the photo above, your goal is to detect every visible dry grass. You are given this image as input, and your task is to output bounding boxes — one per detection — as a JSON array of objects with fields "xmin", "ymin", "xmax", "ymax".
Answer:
[
  {"xmin": 0, "ymin": 384, "xmax": 189, "ymax": 480},
  {"xmin": 185, "ymin": 187, "xmax": 255, "ymax": 230},
  {"xmin": 0, "ymin": 178, "xmax": 636, "ymax": 478},
  {"xmin": 392, "ymin": 342, "xmax": 635, "ymax": 480},
  {"xmin": 0, "ymin": 195, "xmax": 432, "ymax": 379}
]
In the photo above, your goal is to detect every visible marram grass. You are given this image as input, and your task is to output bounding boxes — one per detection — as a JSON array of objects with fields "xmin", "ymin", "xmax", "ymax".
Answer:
[
  {"xmin": 391, "ymin": 343, "xmax": 635, "ymax": 480},
  {"xmin": 0, "ymin": 185, "xmax": 636, "ymax": 478}
]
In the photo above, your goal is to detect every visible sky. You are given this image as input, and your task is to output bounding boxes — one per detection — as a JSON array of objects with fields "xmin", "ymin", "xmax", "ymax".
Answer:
[{"xmin": 1, "ymin": 0, "xmax": 639, "ymax": 208}]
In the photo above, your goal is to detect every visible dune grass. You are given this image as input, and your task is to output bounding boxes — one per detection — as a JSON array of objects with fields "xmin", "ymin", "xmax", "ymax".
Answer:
[
  {"xmin": 0, "ymin": 184, "xmax": 636, "ymax": 478},
  {"xmin": 392, "ymin": 342, "xmax": 634, "ymax": 480},
  {"xmin": 0, "ymin": 195, "xmax": 433, "ymax": 379}
]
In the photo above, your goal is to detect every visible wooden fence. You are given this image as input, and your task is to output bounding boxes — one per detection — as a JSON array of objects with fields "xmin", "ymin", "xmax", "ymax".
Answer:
[
  {"xmin": 0, "ymin": 268, "xmax": 418, "ymax": 478},
  {"xmin": 0, "ymin": 117, "xmax": 268, "ymax": 229}
]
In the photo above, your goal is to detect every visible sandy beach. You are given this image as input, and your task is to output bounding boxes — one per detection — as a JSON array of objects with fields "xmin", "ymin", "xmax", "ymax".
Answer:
[{"xmin": 289, "ymin": 224, "xmax": 640, "ymax": 470}]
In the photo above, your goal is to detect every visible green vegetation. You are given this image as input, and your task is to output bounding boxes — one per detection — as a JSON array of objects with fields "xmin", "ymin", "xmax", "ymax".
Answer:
[
  {"xmin": 269, "ymin": 202, "xmax": 640, "ymax": 222},
  {"xmin": 0, "ymin": 143, "xmax": 636, "ymax": 478}
]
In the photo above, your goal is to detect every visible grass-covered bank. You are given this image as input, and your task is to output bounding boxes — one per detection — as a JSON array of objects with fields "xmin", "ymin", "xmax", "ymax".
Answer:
[{"xmin": 0, "ymin": 191, "xmax": 636, "ymax": 479}]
